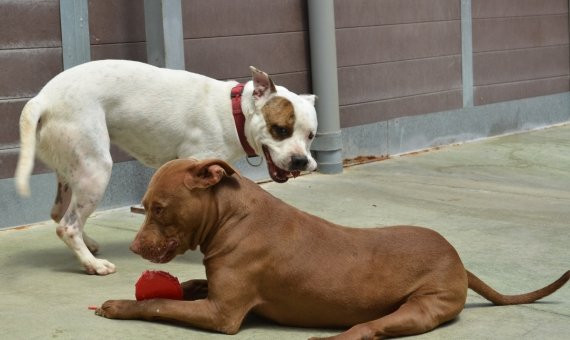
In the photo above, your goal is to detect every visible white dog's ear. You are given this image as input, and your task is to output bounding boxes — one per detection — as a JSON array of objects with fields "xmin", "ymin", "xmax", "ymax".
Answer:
[
  {"xmin": 250, "ymin": 66, "xmax": 276, "ymax": 101},
  {"xmin": 300, "ymin": 94, "xmax": 317, "ymax": 106}
]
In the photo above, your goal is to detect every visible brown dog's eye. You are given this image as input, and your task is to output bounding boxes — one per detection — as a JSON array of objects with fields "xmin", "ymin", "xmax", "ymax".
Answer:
[
  {"xmin": 152, "ymin": 206, "xmax": 163, "ymax": 216},
  {"xmin": 308, "ymin": 132, "xmax": 315, "ymax": 140},
  {"xmin": 271, "ymin": 125, "xmax": 290, "ymax": 138}
]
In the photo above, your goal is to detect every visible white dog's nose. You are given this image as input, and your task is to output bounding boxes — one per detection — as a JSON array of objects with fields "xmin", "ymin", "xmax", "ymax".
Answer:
[{"xmin": 290, "ymin": 155, "xmax": 309, "ymax": 171}]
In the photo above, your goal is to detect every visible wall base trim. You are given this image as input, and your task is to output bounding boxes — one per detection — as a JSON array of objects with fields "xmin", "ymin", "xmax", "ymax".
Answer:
[{"xmin": 342, "ymin": 92, "xmax": 570, "ymax": 159}]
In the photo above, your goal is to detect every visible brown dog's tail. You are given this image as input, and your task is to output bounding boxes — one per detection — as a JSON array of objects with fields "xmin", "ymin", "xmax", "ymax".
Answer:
[{"xmin": 467, "ymin": 270, "xmax": 569, "ymax": 305}]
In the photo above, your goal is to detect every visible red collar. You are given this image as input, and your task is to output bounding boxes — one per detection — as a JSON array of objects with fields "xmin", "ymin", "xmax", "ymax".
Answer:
[{"xmin": 231, "ymin": 83, "xmax": 257, "ymax": 157}]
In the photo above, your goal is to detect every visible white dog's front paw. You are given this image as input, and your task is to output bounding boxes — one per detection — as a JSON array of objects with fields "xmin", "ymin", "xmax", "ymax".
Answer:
[{"xmin": 85, "ymin": 259, "xmax": 116, "ymax": 275}]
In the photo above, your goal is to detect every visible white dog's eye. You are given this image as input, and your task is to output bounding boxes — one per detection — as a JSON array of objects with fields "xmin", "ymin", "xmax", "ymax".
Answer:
[
  {"xmin": 308, "ymin": 132, "xmax": 315, "ymax": 140},
  {"xmin": 271, "ymin": 125, "xmax": 291, "ymax": 139}
]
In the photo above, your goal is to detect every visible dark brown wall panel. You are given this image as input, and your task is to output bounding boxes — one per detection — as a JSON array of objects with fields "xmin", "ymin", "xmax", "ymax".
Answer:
[
  {"xmin": 474, "ymin": 45, "xmax": 569, "ymax": 86},
  {"xmin": 337, "ymin": 21, "xmax": 460, "ymax": 67},
  {"xmin": 267, "ymin": 71, "xmax": 311, "ymax": 95},
  {"xmin": 182, "ymin": 0, "xmax": 307, "ymax": 38},
  {"xmin": 0, "ymin": 0, "xmax": 61, "ymax": 49},
  {"xmin": 338, "ymin": 55, "xmax": 462, "ymax": 106},
  {"xmin": 475, "ymin": 76, "xmax": 570, "ymax": 106},
  {"xmin": 472, "ymin": 0, "xmax": 569, "ymax": 107},
  {"xmin": 340, "ymin": 90, "xmax": 462, "ymax": 127},
  {"xmin": 88, "ymin": 0, "xmax": 146, "ymax": 44},
  {"xmin": 234, "ymin": 71, "xmax": 311, "ymax": 95},
  {"xmin": 91, "ymin": 42, "xmax": 147, "ymax": 62},
  {"xmin": 335, "ymin": 0, "xmax": 461, "ymax": 126},
  {"xmin": 0, "ymin": 99, "xmax": 26, "ymax": 147},
  {"xmin": 473, "ymin": 0, "xmax": 568, "ymax": 18},
  {"xmin": 334, "ymin": 0, "xmax": 459, "ymax": 28},
  {"xmin": 473, "ymin": 15, "xmax": 569, "ymax": 53},
  {"xmin": 88, "ymin": 0, "xmax": 307, "ymax": 44},
  {"xmin": 0, "ymin": 48, "xmax": 62, "ymax": 100},
  {"xmin": 184, "ymin": 32, "xmax": 310, "ymax": 80},
  {"xmin": 0, "ymin": 149, "xmax": 50, "ymax": 180}
]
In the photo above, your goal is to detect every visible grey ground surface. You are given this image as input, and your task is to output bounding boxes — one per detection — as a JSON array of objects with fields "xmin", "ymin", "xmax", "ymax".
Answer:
[{"xmin": 1, "ymin": 125, "xmax": 569, "ymax": 339}]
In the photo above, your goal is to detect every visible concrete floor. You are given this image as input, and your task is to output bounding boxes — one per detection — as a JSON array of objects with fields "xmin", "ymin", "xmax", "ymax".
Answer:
[{"xmin": 1, "ymin": 125, "xmax": 569, "ymax": 339}]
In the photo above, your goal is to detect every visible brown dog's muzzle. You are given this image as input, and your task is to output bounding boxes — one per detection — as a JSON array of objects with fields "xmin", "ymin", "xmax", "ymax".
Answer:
[{"xmin": 130, "ymin": 228, "xmax": 180, "ymax": 264}]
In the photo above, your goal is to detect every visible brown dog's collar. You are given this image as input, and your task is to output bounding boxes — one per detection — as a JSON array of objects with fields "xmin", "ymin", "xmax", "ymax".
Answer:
[{"xmin": 231, "ymin": 83, "xmax": 257, "ymax": 157}]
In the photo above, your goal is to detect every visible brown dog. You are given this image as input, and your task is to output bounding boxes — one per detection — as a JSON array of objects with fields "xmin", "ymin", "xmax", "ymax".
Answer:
[{"xmin": 96, "ymin": 158, "xmax": 569, "ymax": 339}]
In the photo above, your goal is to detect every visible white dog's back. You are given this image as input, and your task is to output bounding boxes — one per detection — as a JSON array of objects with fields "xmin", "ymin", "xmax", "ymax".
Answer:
[{"xmin": 33, "ymin": 60, "xmax": 238, "ymax": 169}]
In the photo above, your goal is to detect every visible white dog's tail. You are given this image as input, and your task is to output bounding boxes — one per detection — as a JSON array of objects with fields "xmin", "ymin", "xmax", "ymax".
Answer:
[{"xmin": 15, "ymin": 98, "xmax": 43, "ymax": 197}]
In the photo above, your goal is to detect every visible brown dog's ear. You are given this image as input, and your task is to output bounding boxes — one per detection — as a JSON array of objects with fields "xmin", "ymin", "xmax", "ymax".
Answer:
[
  {"xmin": 183, "ymin": 159, "xmax": 239, "ymax": 190},
  {"xmin": 250, "ymin": 66, "xmax": 276, "ymax": 100}
]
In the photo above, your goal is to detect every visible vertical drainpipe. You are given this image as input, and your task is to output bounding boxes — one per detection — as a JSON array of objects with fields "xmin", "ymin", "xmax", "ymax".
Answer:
[
  {"xmin": 461, "ymin": 0, "xmax": 474, "ymax": 108},
  {"xmin": 144, "ymin": 0, "xmax": 185, "ymax": 70},
  {"xmin": 308, "ymin": 0, "xmax": 343, "ymax": 174}
]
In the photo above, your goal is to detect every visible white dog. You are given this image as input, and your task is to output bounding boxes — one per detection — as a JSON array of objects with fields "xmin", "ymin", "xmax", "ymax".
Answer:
[{"xmin": 15, "ymin": 59, "xmax": 318, "ymax": 275}]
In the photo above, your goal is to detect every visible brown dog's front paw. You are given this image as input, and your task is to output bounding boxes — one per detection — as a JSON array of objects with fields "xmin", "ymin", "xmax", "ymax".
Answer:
[
  {"xmin": 181, "ymin": 279, "xmax": 209, "ymax": 300},
  {"xmin": 95, "ymin": 300, "xmax": 138, "ymax": 319}
]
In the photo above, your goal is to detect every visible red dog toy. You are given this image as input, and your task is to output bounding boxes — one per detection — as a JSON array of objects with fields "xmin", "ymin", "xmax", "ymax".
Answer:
[{"xmin": 135, "ymin": 270, "xmax": 184, "ymax": 301}]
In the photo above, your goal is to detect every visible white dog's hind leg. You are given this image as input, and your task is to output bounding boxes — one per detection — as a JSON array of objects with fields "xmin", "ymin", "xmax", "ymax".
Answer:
[
  {"xmin": 50, "ymin": 175, "xmax": 72, "ymax": 223},
  {"xmin": 51, "ymin": 176, "xmax": 99, "ymax": 253},
  {"xmin": 56, "ymin": 154, "xmax": 115, "ymax": 275}
]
